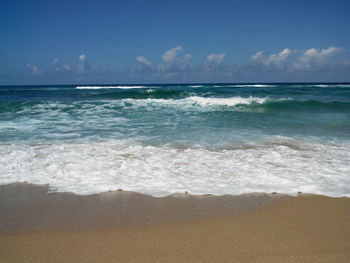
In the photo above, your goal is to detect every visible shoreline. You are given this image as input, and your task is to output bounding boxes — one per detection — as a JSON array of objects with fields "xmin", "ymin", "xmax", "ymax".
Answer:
[
  {"xmin": 1, "ymin": 183, "xmax": 350, "ymax": 262},
  {"xmin": 0, "ymin": 183, "xmax": 287, "ymax": 233}
]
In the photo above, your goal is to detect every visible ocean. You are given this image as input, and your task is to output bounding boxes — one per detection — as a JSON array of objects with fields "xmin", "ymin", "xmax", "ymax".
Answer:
[{"xmin": 0, "ymin": 83, "xmax": 349, "ymax": 197}]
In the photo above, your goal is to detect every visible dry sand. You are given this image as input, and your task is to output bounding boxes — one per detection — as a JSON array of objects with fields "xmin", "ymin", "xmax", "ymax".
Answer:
[{"xmin": 1, "ymin": 183, "xmax": 350, "ymax": 262}]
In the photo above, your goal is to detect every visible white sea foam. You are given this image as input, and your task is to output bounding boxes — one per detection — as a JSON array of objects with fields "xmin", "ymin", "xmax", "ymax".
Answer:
[
  {"xmin": 189, "ymin": 85, "xmax": 204, "ymax": 88},
  {"xmin": 213, "ymin": 84, "xmax": 276, "ymax": 88},
  {"xmin": 76, "ymin": 86, "xmax": 147, "ymax": 89},
  {"xmin": 0, "ymin": 97, "xmax": 276, "ymax": 139},
  {"xmin": 232, "ymin": 84, "xmax": 276, "ymax": 88},
  {"xmin": 118, "ymin": 96, "xmax": 275, "ymax": 110},
  {"xmin": 5, "ymin": 97, "xmax": 280, "ymax": 116},
  {"xmin": 313, "ymin": 84, "xmax": 350, "ymax": 88},
  {"xmin": 313, "ymin": 85, "xmax": 329, "ymax": 87},
  {"xmin": 186, "ymin": 96, "xmax": 268, "ymax": 106},
  {"xmin": 1, "ymin": 137, "xmax": 349, "ymax": 197},
  {"xmin": 291, "ymin": 84, "xmax": 350, "ymax": 88},
  {"xmin": 145, "ymin": 89, "xmax": 156, "ymax": 93}
]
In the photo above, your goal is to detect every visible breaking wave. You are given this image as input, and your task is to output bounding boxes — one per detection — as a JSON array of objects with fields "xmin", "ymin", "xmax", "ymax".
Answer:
[
  {"xmin": 213, "ymin": 84, "xmax": 276, "ymax": 88},
  {"xmin": 76, "ymin": 85, "xmax": 148, "ymax": 89}
]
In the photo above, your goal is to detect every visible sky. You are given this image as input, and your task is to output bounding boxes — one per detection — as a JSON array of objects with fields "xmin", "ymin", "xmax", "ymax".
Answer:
[{"xmin": 1, "ymin": 0, "xmax": 350, "ymax": 85}]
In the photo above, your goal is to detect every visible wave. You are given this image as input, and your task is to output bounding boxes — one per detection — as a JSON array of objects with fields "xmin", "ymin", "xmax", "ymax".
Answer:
[
  {"xmin": 314, "ymin": 85, "xmax": 330, "ymax": 88},
  {"xmin": 290, "ymin": 84, "xmax": 350, "ymax": 88},
  {"xmin": 186, "ymin": 96, "xmax": 270, "ymax": 106},
  {"xmin": 2, "ymin": 97, "xmax": 350, "ymax": 116},
  {"xmin": 88, "ymin": 89, "xmax": 187, "ymax": 100},
  {"xmin": 315, "ymin": 84, "xmax": 350, "ymax": 88},
  {"xmin": 113, "ymin": 96, "xmax": 350, "ymax": 114},
  {"xmin": 213, "ymin": 84, "xmax": 276, "ymax": 88},
  {"xmin": 249, "ymin": 99, "xmax": 350, "ymax": 113},
  {"xmin": 0, "ymin": 138, "xmax": 349, "ymax": 197},
  {"xmin": 231, "ymin": 84, "xmax": 276, "ymax": 88},
  {"xmin": 76, "ymin": 84, "xmax": 350, "ymax": 89},
  {"xmin": 115, "ymin": 96, "xmax": 275, "ymax": 110},
  {"xmin": 189, "ymin": 85, "xmax": 204, "ymax": 88},
  {"xmin": 76, "ymin": 85, "xmax": 147, "ymax": 90},
  {"xmin": 0, "ymin": 101, "xmax": 42, "ymax": 114}
]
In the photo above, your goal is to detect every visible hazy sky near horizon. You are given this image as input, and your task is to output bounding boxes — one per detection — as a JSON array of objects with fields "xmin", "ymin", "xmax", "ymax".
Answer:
[{"xmin": 1, "ymin": 0, "xmax": 350, "ymax": 84}]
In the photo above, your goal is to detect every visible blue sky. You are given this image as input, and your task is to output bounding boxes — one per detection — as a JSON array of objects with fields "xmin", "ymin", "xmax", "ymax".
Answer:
[{"xmin": 1, "ymin": 0, "xmax": 350, "ymax": 84}]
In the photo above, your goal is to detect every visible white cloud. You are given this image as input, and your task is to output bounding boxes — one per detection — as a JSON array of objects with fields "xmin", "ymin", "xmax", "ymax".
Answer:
[
  {"xmin": 52, "ymin": 58, "xmax": 71, "ymax": 72},
  {"xmin": 157, "ymin": 46, "xmax": 192, "ymax": 72},
  {"xmin": 50, "ymin": 54, "xmax": 99, "ymax": 75},
  {"xmin": 62, "ymin": 64, "xmax": 71, "ymax": 71},
  {"xmin": 250, "ymin": 48, "xmax": 293, "ymax": 70},
  {"xmin": 27, "ymin": 64, "xmax": 42, "ymax": 76},
  {"xmin": 177, "ymin": 53, "xmax": 192, "ymax": 71},
  {"xmin": 77, "ymin": 54, "xmax": 90, "ymax": 74},
  {"xmin": 292, "ymin": 47, "xmax": 342, "ymax": 71},
  {"xmin": 204, "ymin": 53, "xmax": 226, "ymax": 71},
  {"xmin": 161, "ymin": 46, "xmax": 182, "ymax": 64},
  {"xmin": 184, "ymin": 54, "xmax": 192, "ymax": 60},
  {"xmin": 136, "ymin": 56, "xmax": 153, "ymax": 72},
  {"xmin": 136, "ymin": 56, "xmax": 152, "ymax": 68}
]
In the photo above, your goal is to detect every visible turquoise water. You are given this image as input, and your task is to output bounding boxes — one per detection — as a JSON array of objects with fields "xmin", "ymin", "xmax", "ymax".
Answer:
[{"xmin": 1, "ymin": 83, "xmax": 350, "ymax": 196}]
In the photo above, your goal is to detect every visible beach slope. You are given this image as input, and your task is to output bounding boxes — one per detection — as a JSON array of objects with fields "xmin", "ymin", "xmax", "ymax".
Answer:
[{"xmin": 1, "ymin": 184, "xmax": 350, "ymax": 262}]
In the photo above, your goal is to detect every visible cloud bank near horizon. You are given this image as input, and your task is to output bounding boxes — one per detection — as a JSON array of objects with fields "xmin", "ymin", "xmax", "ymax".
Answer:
[{"xmin": 20, "ymin": 46, "xmax": 350, "ymax": 84}]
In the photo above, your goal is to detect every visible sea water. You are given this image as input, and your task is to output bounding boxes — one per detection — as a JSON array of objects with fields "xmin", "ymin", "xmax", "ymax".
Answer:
[{"xmin": 0, "ymin": 83, "xmax": 349, "ymax": 197}]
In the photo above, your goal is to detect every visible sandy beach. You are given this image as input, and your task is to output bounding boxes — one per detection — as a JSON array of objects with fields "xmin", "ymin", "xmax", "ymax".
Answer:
[
  {"xmin": 1, "ymin": 184, "xmax": 350, "ymax": 262},
  {"xmin": 2, "ymin": 0, "xmax": 350, "ymax": 261}
]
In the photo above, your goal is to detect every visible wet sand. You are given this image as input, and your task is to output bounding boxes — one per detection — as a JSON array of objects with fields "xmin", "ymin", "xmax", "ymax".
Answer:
[{"xmin": 1, "ymin": 183, "xmax": 350, "ymax": 262}]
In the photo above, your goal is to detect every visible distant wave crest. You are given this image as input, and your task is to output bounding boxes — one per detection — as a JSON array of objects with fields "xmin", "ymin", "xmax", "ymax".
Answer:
[
  {"xmin": 314, "ymin": 84, "xmax": 350, "ymax": 88},
  {"xmin": 76, "ymin": 86, "xmax": 147, "ymax": 89},
  {"xmin": 291, "ymin": 84, "xmax": 350, "ymax": 88},
  {"xmin": 213, "ymin": 84, "xmax": 276, "ymax": 88}
]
